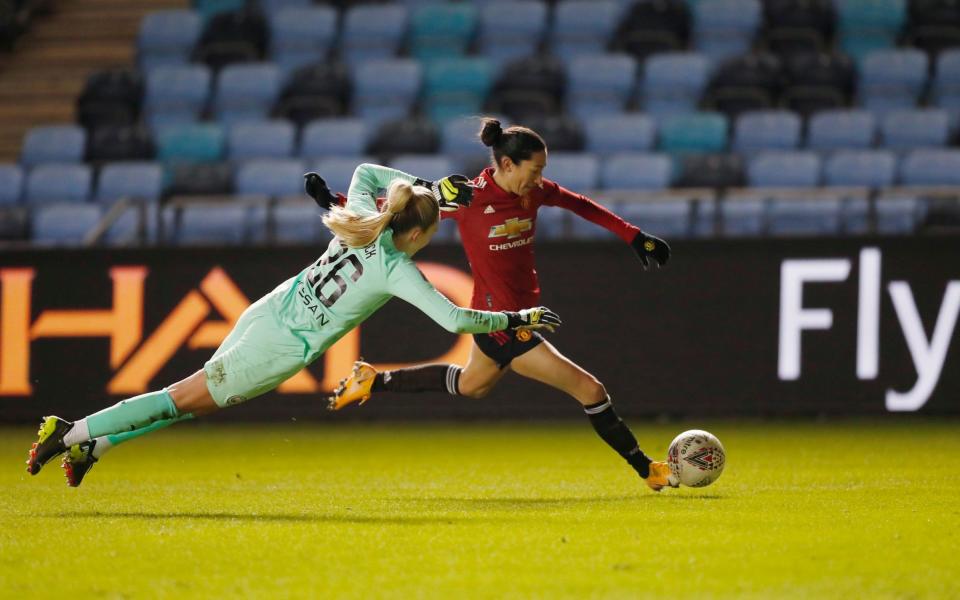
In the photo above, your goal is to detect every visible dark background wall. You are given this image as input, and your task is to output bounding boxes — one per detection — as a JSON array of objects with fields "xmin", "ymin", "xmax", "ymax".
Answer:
[{"xmin": 2, "ymin": 237, "xmax": 958, "ymax": 421}]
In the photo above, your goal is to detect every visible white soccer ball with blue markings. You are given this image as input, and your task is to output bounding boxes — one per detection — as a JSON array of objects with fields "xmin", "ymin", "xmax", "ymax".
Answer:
[{"xmin": 667, "ymin": 429, "xmax": 726, "ymax": 488}]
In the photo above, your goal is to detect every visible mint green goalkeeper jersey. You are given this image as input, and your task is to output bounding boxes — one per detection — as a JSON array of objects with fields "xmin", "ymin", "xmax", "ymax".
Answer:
[{"xmin": 203, "ymin": 163, "xmax": 508, "ymax": 407}]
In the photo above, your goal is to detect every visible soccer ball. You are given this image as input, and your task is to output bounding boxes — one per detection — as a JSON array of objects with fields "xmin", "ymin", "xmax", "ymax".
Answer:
[{"xmin": 667, "ymin": 430, "xmax": 726, "ymax": 488}]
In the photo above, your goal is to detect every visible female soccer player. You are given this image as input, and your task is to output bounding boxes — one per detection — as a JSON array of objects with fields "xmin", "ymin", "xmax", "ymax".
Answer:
[
  {"xmin": 25, "ymin": 162, "xmax": 560, "ymax": 487},
  {"xmin": 324, "ymin": 119, "xmax": 677, "ymax": 492}
]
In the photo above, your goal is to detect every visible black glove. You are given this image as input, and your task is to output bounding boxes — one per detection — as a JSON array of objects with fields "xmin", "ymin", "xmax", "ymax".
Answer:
[
  {"xmin": 304, "ymin": 172, "xmax": 338, "ymax": 210},
  {"xmin": 503, "ymin": 307, "xmax": 562, "ymax": 333},
  {"xmin": 414, "ymin": 174, "xmax": 474, "ymax": 212},
  {"xmin": 631, "ymin": 230, "xmax": 670, "ymax": 269}
]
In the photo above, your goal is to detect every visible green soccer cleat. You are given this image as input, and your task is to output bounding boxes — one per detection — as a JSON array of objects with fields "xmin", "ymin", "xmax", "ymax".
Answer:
[
  {"xmin": 25, "ymin": 416, "xmax": 73, "ymax": 475},
  {"xmin": 62, "ymin": 441, "xmax": 98, "ymax": 487}
]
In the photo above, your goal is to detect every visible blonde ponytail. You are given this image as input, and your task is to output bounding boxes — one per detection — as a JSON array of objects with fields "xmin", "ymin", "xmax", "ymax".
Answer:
[{"xmin": 322, "ymin": 179, "xmax": 439, "ymax": 248}]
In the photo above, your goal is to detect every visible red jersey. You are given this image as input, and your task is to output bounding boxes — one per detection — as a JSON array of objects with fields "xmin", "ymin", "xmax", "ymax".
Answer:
[{"xmin": 446, "ymin": 168, "xmax": 640, "ymax": 311}]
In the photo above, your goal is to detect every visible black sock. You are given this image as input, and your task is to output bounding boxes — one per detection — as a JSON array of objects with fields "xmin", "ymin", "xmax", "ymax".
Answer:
[
  {"xmin": 584, "ymin": 396, "xmax": 651, "ymax": 478},
  {"xmin": 371, "ymin": 364, "xmax": 461, "ymax": 395}
]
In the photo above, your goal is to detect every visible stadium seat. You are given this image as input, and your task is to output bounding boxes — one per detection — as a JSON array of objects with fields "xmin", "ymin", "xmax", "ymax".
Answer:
[
  {"xmin": 693, "ymin": 0, "xmax": 762, "ymax": 62},
  {"xmin": 824, "ymin": 150, "xmax": 896, "ymax": 187},
  {"xmin": 781, "ymin": 52, "xmax": 854, "ymax": 117},
  {"xmin": 658, "ymin": 112, "xmax": 728, "ymax": 154},
  {"xmin": 486, "ymin": 55, "xmax": 565, "ymax": 120},
  {"xmin": 0, "ymin": 206, "xmax": 28, "ymax": 241},
  {"xmin": 0, "ymin": 163, "xmax": 23, "ymax": 205},
  {"xmin": 584, "ymin": 114, "xmax": 655, "ymax": 156},
  {"xmin": 905, "ymin": 0, "xmax": 960, "ymax": 55},
  {"xmin": 899, "ymin": 149, "xmax": 960, "ymax": 185},
  {"xmin": 312, "ymin": 156, "xmax": 377, "ymax": 196},
  {"xmin": 932, "ymin": 49, "xmax": 960, "ymax": 118},
  {"xmin": 600, "ymin": 153, "xmax": 672, "ymax": 190},
  {"xmin": 272, "ymin": 201, "xmax": 330, "ymax": 245},
  {"xmin": 423, "ymin": 58, "xmax": 495, "ymax": 124},
  {"xmin": 732, "ymin": 110, "xmax": 803, "ymax": 154},
  {"xmin": 748, "ymin": 152, "xmax": 821, "ymax": 187},
  {"xmin": 301, "ymin": 119, "xmax": 369, "ymax": 159},
  {"xmin": 86, "ymin": 126, "xmax": 155, "ymax": 164},
  {"xmin": 173, "ymin": 203, "xmax": 250, "ymax": 245},
  {"xmin": 212, "ymin": 63, "xmax": 281, "ymax": 125},
  {"xmin": 191, "ymin": 7, "xmax": 268, "ymax": 70},
  {"xmin": 76, "ymin": 68, "xmax": 143, "ymax": 130},
  {"xmin": 96, "ymin": 162, "xmax": 164, "ymax": 205},
  {"xmin": 389, "ymin": 155, "xmax": 455, "ymax": 182},
  {"xmin": 676, "ymin": 154, "xmax": 745, "ymax": 188},
  {"xmin": 166, "ymin": 162, "xmax": 234, "ymax": 196},
  {"xmin": 235, "ymin": 159, "xmax": 306, "ymax": 197},
  {"xmin": 144, "ymin": 65, "xmax": 212, "ymax": 129},
  {"xmin": 874, "ymin": 196, "xmax": 923, "ymax": 233},
  {"xmin": 568, "ymin": 198, "xmax": 620, "ymax": 239},
  {"xmin": 640, "ymin": 52, "xmax": 709, "ymax": 117},
  {"xmin": 441, "ymin": 116, "xmax": 490, "ymax": 167},
  {"xmin": 611, "ymin": 0, "xmax": 690, "ymax": 62},
  {"xmin": 768, "ymin": 198, "xmax": 842, "ymax": 236},
  {"xmin": 858, "ymin": 49, "xmax": 929, "ymax": 116},
  {"xmin": 409, "ymin": 3, "xmax": 478, "ymax": 62},
  {"xmin": 618, "ymin": 200, "xmax": 693, "ymax": 239},
  {"xmin": 543, "ymin": 152, "xmax": 599, "ymax": 191},
  {"xmin": 535, "ymin": 205, "xmax": 568, "ymax": 240},
  {"xmin": 703, "ymin": 52, "xmax": 783, "ymax": 118},
  {"xmin": 836, "ymin": 0, "xmax": 906, "ymax": 62},
  {"xmin": 477, "ymin": 1, "xmax": 547, "ymax": 68},
  {"xmin": 260, "ymin": 0, "xmax": 310, "ymax": 11},
  {"xmin": 720, "ymin": 198, "xmax": 766, "ymax": 236},
  {"xmin": 31, "ymin": 203, "xmax": 101, "ymax": 246},
  {"xmin": 353, "ymin": 59, "xmax": 422, "ymax": 126},
  {"xmin": 273, "ymin": 62, "xmax": 350, "ymax": 126},
  {"xmin": 369, "ymin": 118, "xmax": 440, "ymax": 158},
  {"xmin": 565, "ymin": 54, "xmax": 637, "ymax": 119},
  {"xmin": 806, "ymin": 110, "xmax": 876, "ymax": 151},
  {"xmin": 549, "ymin": 0, "xmax": 621, "ymax": 62},
  {"xmin": 523, "ymin": 115, "xmax": 585, "ymax": 152},
  {"xmin": 880, "ymin": 109, "xmax": 951, "ymax": 151},
  {"xmin": 21, "ymin": 125, "xmax": 86, "ymax": 168},
  {"xmin": 341, "ymin": 4, "xmax": 407, "ymax": 66},
  {"xmin": 268, "ymin": 7, "xmax": 337, "ymax": 73},
  {"xmin": 227, "ymin": 121, "xmax": 296, "ymax": 160},
  {"xmin": 156, "ymin": 124, "xmax": 225, "ymax": 163},
  {"xmin": 195, "ymin": 0, "xmax": 245, "ymax": 20},
  {"xmin": 137, "ymin": 10, "xmax": 202, "ymax": 71},
  {"xmin": 25, "ymin": 164, "xmax": 92, "ymax": 205},
  {"xmin": 762, "ymin": 0, "xmax": 834, "ymax": 58}
]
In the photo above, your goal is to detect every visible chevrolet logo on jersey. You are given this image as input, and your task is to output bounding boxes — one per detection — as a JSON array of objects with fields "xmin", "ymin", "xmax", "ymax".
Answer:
[{"xmin": 489, "ymin": 217, "xmax": 533, "ymax": 239}]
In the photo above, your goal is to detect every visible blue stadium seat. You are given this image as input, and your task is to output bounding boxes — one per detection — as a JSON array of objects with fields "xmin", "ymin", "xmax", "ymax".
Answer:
[
  {"xmin": 353, "ymin": 59, "xmax": 422, "ymax": 126},
  {"xmin": 733, "ymin": 110, "xmax": 802, "ymax": 154},
  {"xmin": 836, "ymin": 0, "xmax": 906, "ymax": 63},
  {"xmin": 409, "ymin": 3, "xmax": 478, "ymax": 62},
  {"xmin": 875, "ymin": 196, "xmax": 922, "ymax": 233},
  {"xmin": 269, "ymin": 7, "xmax": 337, "ymax": 73},
  {"xmin": 423, "ymin": 58, "xmax": 494, "ymax": 123},
  {"xmin": 21, "ymin": 125, "xmax": 86, "ymax": 168},
  {"xmin": 824, "ymin": 150, "xmax": 896, "ymax": 187},
  {"xmin": 212, "ymin": 63, "xmax": 281, "ymax": 125},
  {"xmin": 721, "ymin": 198, "xmax": 766, "ymax": 236},
  {"xmin": 566, "ymin": 54, "xmax": 637, "ymax": 119},
  {"xmin": 640, "ymin": 52, "xmax": 710, "ymax": 117},
  {"xmin": 535, "ymin": 205, "xmax": 568, "ymax": 240},
  {"xmin": 144, "ymin": 65, "xmax": 212, "ymax": 129},
  {"xmin": 341, "ymin": 4, "xmax": 408, "ymax": 66},
  {"xmin": 693, "ymin": 0, "xmax": 762, "ymax": 62},
  {"xmin": 932, "ymin": 49, "xmax": 960, "ymax": 123},
  {"xmin": 156, "ymin": 124, "xmax": 225, "ymax": 163},
  {"xmin": 544, "ymin": 152, "xmax": 600, "ymax": 191},
  {"xmin": 273, "ymin": 201, "xmax": 331, "ymax": 245},
  {"xmin": 389, "ymin": 155, "xmax": 454, "ymax": 182},
  {"xmin": 174, "ymin": 203, "xmax": 250, "ymax": 245},
  {"xmin": 0, "ymin": 164, "xmax": 23, "ymax": 205},
  {"xmin": 658, "ymin": 112, "xmax": 728, "ymax": 154},
  {"xmin": 227, "ymin": 121, "xmax": 296, "ymax": 160},
  {"xmin": 768, "ymin": 198, "xmax": 842, "ymax": 236},
  {"xmin": 25, "ymin": 164, "xmax": 92, "ymax": 205},
  {"xmin": 96, "ymin": 162, "xmax": 164, "ymax": 204},
  {"xmin": 806, "ymin": 109, "xmax": 876, "ymax": 151},
  {"xmin": 858, "ymin": 49, "xmax": 929, "ymax": 116},
  {"xmin": 235, "ymin": 158, "xmax": 306, "ymax": 197},
  {"xmin": 600, "ymin": 153, "xmax": 672, "ymax": 190},
  {"xmin": 584, "ymin": 114, "xmax": 655, "ymax": 156},
  {"xmin": 899, "ymin": 149, "xmax": 960, "ymax": 185},
  {"xmin": 748, "ymin": 152, "xmax": 821, "ymax": 187},
  {"xmin": 312, "ymin": 156, "xmax": 377, "ymax": 195},
  {"xmin": 478, "ymin": 1, "xmax": 547, "ymax": 68},
  {"xmin": 104, "ymin": 203, "xmax": 158, "ymax": 246},
  {"xmin": 549, "ymin": 0, "xmax": 621, "ymax": 62},
  {"xmin": 618, "ymin": 200, "xmax": 693, "ymax": 239},
  {"xmin": 194, "ymin": 0, "xmax": 245, "ymax": 20},
  {"xmin": 301, "ymin": 119, "xmax": 369, "ymax": 159},
  {"xmin": 138, "ymin": 10, "xmax": 202, "ymax": 71},
  {"xmin": 568, "ymin": 198, "xmax": 620, "ymax": 239},
  {"xmin": 441, "ymin": 116, "xmax": 490, "ymax": 166},
  {"xmin": 880, "ymin": 109, "xmax": 950, "ymax": 151},
  {"xmin": 31, "ymin": 203, "xmax": 101, "ymax": 246},
  {"xmin": 260, "ymin": 0, "xmax": 310, "ymax": 12}
]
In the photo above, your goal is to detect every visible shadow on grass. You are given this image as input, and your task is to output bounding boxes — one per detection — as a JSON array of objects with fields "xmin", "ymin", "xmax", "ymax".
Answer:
[
  {"xmin": 399, "ymin": 494, "xmax": 725, "ymax": 508},
  {"xmin": 46, "ymin": 511, "xmax": 512, "ymax": 525}
]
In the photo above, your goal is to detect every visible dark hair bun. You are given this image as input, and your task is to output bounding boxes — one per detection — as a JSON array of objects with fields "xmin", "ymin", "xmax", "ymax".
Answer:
[{"xmin": 479, "ymin": 118, "xmax": 503, "ymax": 147}]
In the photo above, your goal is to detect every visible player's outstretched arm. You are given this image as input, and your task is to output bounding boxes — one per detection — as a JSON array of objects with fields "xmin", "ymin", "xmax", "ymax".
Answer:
[{"xmin": 630, "ymin": 230, "xmax": 671, "ymax": 269}]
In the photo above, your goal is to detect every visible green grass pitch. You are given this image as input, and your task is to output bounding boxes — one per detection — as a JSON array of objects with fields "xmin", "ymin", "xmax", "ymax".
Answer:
[{"xmin": 2, "ymin": 420, "xmax": 958, "ymax": 598}]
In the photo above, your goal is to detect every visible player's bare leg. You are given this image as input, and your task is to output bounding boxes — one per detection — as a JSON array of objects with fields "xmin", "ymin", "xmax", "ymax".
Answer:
[{"xmin": 511, "ymin": 341, "xmax": 675, "ymax": 491}]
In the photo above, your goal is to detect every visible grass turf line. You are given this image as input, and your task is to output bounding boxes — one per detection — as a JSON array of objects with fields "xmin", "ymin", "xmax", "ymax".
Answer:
[{"xmin": 1, "ymin": 421, "xmax": 958, "ymax": 599}]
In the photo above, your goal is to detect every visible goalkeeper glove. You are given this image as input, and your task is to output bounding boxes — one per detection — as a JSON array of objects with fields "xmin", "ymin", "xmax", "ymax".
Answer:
[
  {"xmin": 631, "ymin": 230, "xmax": 670, "ymax": 269},
  {"xmin": 303, "ymin": 172, "xmax": 339, "ymax": 210},
  {"xmin": 503, "ymin": 307, "xmax": 562, "ymax": 333},
  {"xmin": 414, "ymin": 174, "xmax": 475, "ymax": 212}
]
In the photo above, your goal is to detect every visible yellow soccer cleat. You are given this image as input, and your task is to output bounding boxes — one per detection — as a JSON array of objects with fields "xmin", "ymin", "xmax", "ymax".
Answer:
[
  {"xmin": 327, "ymin": 361, "xmax": 378, "ymax": 411},
  {"xmin": 645, "ymin": 461, "xmax": 678, "ymax": 492}
]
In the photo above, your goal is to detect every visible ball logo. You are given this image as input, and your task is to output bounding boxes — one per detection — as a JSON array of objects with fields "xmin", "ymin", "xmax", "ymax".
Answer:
[
  {"xmin": 516, "ymin": 330, "xmax": 532, "ymax": 342},
  {"xmin": 644, "ymin": 240, "xmax": 655, "ymax": 252},
  {"xmin": 683, "ymin": 446, "xmax": 724, "ymax": 472}
]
